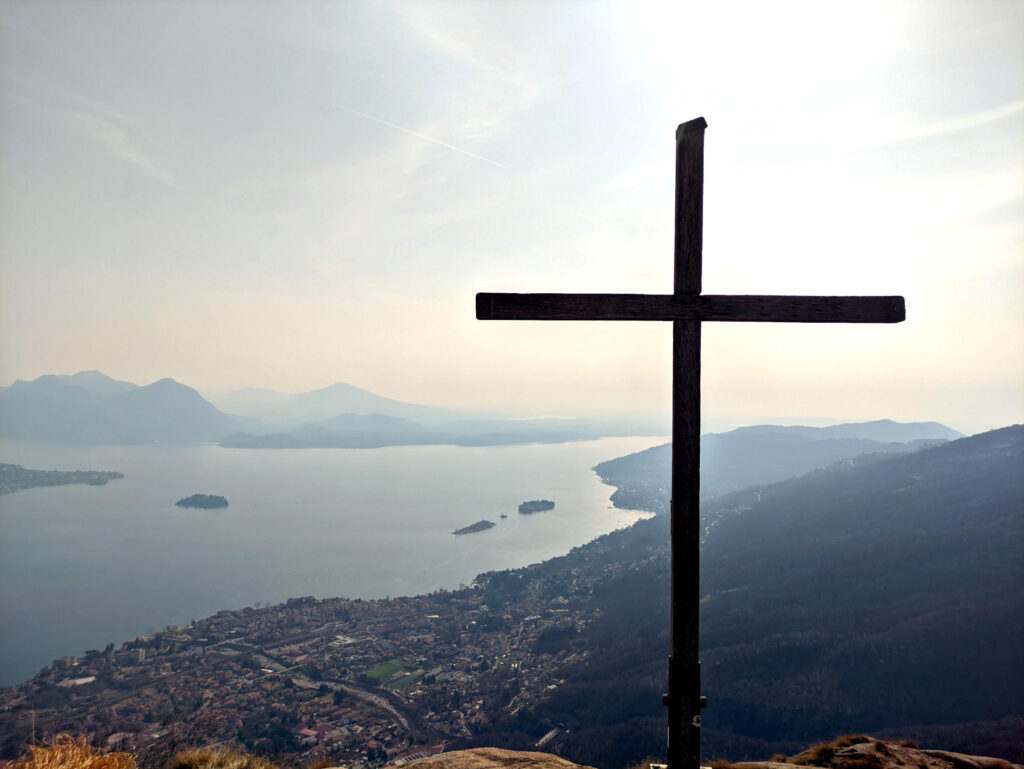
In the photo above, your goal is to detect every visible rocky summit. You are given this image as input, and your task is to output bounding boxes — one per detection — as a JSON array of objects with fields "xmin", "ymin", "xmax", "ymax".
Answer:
[
  {"xmin": 403, "ymin": 740, "xmax": 1023, "ymax": 769},
  {"xmin": 407, "ymin": 748, "xmax": 595, "ymax": 769},
  {"xmin": 744, "ymin": 736, "xmax": 1023, "ymax": 769}
]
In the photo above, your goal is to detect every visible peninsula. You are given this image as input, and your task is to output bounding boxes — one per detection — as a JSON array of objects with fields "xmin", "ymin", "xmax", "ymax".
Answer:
[
  {"xmin": 175, "ymin": 494, "xmax": 229, "ymax": 509},
  {"xmin": 452, "ymin": 519, "xmax": 496, "ymax": 535},
  {"xmin": 0, "ymin": 463, "xmax": 124, "ymax": 495},
  {"xmin": 518, "ymin": 499, "xmax": 554, "ymax": 514}
]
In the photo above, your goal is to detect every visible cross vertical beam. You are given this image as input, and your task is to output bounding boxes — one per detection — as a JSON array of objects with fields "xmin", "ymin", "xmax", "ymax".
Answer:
[{"xmin": 669, "ymin": 117, "xmax": 707, "ymax": 769}]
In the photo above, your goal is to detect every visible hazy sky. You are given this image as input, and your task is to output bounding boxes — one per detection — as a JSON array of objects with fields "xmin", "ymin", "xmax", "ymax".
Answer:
[{"xmin": 1, "ymin": 1, "xmax": 1021, "ymax": 434}]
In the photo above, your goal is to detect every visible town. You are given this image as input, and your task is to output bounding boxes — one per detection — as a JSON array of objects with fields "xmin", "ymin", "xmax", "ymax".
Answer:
[{"xmin": 0, "ymin": 529, "xmax": 659, "ymax": 769}]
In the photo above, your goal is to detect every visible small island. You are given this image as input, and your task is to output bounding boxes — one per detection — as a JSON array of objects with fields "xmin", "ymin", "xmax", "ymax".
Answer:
[
  {"xmin": 0, "ymin": 463, "xmax": 124, "ymax": 495},
  {"xmin": 175, "ymin": 494, "xmax": 229, "ymax": 509},
  {"xmin": 452, "ymin": 519, "xmax": 496, "ymax": 535},
  {"xmin": 518, "ymin": 499, "xmax": 555, "ymax": 514}
]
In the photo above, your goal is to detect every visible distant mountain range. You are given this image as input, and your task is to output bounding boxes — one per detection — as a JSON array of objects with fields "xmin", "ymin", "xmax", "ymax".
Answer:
[
  {"xmin": 593, "ymin": 419, "xmax": 963, "ymax": 506},
  {"xmin": 0, "ymin": 370, "xmax": 666, "ymax": 446},
  {"xmin": 204, "ymin": 381, "xmax": 462, "ymax": 429},
  {"xmin": 0, "ymin": 371, "xmax": 964, "ymax": 461},
  {"xmin": 0, "ymin": 372, "xmax": 239, "ymax": 443},
  {"xmin": 222, "ymin": 415, "xmax": 668, "ymax": 448}
]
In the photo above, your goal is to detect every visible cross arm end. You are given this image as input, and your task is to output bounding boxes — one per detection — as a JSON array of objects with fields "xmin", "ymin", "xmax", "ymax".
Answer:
[
  {"xmin": 889, "ymin": 296, "xmax": 906, "ymax": 323},
  {"xmin": 476, "ymin": 293, "xmax": 493, "ymax": 320}
]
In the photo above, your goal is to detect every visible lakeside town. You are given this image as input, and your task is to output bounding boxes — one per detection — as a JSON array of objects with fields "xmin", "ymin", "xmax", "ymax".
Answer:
[
  {"xmin": 0, "ymin": 464, "xmax": 125, "ymax": 495},
  {"xmin": 0, "ymin": 529, "xmax": 660, "ymax": 769}
]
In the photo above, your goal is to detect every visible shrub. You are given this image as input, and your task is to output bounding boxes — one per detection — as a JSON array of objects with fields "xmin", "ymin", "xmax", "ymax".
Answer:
[
  {"xmin": 790, "ymin": 742, "xmax": 835, "ymax": 766},
  {"xmin": 167, "ymin": 748, "xmax": 279, "ymax": 769},
  {"xmin": 10, "ymin": 735, "xmax": 135, "ymax": 769},
  {"xmin": 834, "ymin": 736, "xmax": 871, "ymax": 749}
]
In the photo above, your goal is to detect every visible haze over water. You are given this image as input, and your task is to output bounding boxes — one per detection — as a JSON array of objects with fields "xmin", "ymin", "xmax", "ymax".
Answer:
[{"xmin": 0, "ymin": 436, "xmax": 662, "ymax": 686}]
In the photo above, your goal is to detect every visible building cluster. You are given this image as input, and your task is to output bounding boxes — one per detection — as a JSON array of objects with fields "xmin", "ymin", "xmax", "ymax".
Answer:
[{"xmin": 0, "ymin": 535, "xmax": 661, "ymax": 769}]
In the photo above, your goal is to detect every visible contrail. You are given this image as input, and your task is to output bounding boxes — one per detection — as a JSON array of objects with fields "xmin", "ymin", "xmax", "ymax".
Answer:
[{"xmin": 327, "ymin": 101, "xmax": 507, "ymax": 169}]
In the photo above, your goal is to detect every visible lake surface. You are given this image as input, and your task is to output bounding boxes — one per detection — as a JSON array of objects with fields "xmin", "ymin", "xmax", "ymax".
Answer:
[{"xmin": 0, "ymin": 436, "xmax": 663, "ymax": 686}]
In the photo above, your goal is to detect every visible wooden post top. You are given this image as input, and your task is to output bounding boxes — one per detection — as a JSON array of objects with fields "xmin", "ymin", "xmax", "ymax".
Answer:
[{"xmin": 677, "ymin": 117, "xmax": 708, "ymax": 137}]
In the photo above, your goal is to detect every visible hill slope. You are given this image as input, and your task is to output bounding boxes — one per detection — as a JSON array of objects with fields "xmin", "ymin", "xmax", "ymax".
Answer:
[
  {"xmin": 478, "ymin": 426, "xmax": 1023, "ymax": 764},
  {"xmin": 593, "ymin": 420, "xmax": 958, "ymax": 506}
]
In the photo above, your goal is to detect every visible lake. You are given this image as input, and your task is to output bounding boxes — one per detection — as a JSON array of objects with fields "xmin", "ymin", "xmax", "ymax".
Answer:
[{"xmin": 0, "ymin": 436, "xmax": 664, "ymax": 686}]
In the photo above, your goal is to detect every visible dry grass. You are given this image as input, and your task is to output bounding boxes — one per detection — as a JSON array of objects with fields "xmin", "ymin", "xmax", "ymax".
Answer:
[
  {"xmin": 166, "ymin": 748, "xmax": 281, "ymax": 769},
  {"xmin": 9, "ymin": 735, "xmax": 136, "ymax": 769},
  {"xmin": 788, "ymin": 736, "xmax": 880, "ymax": 767},
  {"xmin": 842, "ymin": 760, "xmax": 884, "ymax": 769},
  {"xmin": 789, "ymin": 742, "xmax": 837, "ymax": 767},
  {"xmin": 833, "ymin": 737, "xmax": 872, "ymax": 749}
]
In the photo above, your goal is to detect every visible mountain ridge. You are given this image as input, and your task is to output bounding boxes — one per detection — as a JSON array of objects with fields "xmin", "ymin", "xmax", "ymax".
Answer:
[
  {"xmin": 204, "ymin": 380, "xmax": 462, "ymax": 427},
  {"xmin": 593, "ymin": 420, "xmax": 958, "ymax": 507},
  {"xmin": 0, "ymin": 370, "xmax": 668, "ymax": 446},
  {"xmin": 0, "ymin": 373, "xmax": 240, "ymax": 444},
  {"xmin": 727, "ymin": 419, "xmax": 961, "ymax": 442}
]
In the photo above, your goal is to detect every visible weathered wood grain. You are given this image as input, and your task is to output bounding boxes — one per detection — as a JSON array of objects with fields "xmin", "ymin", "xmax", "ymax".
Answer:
[{"xmin": 675, "ymin": 117, "xmax": 706, "ymax": 296}]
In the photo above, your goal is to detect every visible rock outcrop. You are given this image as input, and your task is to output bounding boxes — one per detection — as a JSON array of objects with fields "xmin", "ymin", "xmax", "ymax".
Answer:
[
  {"xmin": 736, "ymin": 736, "xmax": 1023, "ymax": 769},
  {"xmin": 407, "ymin": 748, "xmax": 595, "ymax": 769},
  {"xmin": 405, "ymin": 741, "xmax": 1022, "ymax": 769}
]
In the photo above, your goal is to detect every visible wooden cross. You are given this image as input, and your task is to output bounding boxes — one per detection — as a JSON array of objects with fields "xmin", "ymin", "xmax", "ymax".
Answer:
[{"xmin": 475, "ymin": 117, "xmax": 905, "ymax": 769}]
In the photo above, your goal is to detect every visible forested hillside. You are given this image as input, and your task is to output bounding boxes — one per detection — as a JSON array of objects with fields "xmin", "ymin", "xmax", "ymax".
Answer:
[
  {"xmin": 593, "ymin": 420, "xmax": 957, "ymax": 507},
  {"xmin": 470, "ymin": 426, "xmax": 1024, "ymax": 765}
]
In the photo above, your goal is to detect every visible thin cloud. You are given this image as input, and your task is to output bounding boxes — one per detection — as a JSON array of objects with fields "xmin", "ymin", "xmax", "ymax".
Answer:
[
  {"xmin": 2, "ymin": 19, "xmax": 174, "ymax": 186},
  {"xmin": 6, "ymin": 74, "xmax": 173, "ymax": 185},
  {"xmin": 865, "ymin": 99, "xmax": 1024, "ymax": 149},
  {"xmin": 325, "ymin": 100, "xmax": 507, "ymax": 169},
  {"xmin": 72, "ymin": 105, "xmax": 174, "ymax": 185},
  {"xmin": 399, "ymin": 5, "xmax": 541, "ymax": 145}
]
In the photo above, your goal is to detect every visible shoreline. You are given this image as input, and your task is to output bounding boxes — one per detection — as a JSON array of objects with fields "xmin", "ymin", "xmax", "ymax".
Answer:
[{"xmin": 0, "ymin": 435, "xmax": 665, "ymax": 687}]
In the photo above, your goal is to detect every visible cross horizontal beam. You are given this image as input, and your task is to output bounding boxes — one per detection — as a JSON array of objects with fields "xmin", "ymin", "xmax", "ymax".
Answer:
[{"xmin": 477, "ymin": 293, "xmax": 905, "ymax": 323}]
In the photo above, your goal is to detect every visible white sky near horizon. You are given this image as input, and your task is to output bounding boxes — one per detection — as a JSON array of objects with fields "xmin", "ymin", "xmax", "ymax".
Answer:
[{"xmin": 1, "ymin": 0, "xmax": 1021, "ymax": 436}]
